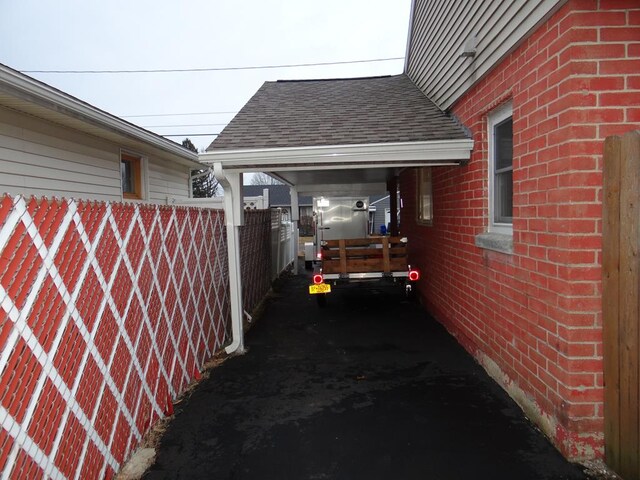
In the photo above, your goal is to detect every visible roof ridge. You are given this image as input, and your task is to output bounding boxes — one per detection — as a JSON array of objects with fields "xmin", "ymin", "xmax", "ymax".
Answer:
[{"xmin": 276, "ymin": 75, "xmax": 395, "ymax": 84}]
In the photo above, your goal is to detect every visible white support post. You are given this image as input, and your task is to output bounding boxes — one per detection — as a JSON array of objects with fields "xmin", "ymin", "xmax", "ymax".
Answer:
[
  {"xmin": 290, "ymin": 187, "xmax": 300, "ymax": 273},
  {"xmin": 213, "ymin": 163, "xmax": 245, "ymax": 355}
]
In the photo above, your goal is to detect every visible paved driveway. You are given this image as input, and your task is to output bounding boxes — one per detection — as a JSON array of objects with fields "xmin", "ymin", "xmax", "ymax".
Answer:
[{"xmin": 146, "ymin": 273, "xmax": 591, "ymax": 480}]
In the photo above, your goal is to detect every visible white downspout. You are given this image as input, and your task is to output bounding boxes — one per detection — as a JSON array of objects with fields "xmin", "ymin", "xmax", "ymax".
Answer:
[
  {"xmin": 290, "ymin": 186, "xmax": 299, "ymax": 273},
  {"xmin": 213, "ymin": 162, "xmax": 245, "ymax": 355}
]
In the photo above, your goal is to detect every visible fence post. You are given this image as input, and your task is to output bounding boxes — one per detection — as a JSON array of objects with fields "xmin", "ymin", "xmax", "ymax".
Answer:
[{"xmin": 603, "ymin": 130, "xmax": 640, "ymax": 479}]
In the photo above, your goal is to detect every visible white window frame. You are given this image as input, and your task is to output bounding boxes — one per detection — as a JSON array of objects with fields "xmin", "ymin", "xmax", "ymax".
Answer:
[
  {"xmin": 488, "ymin": 102, "xmax": 513, "ymax": 235},
  {"xmin": 416, "ymin": 167, "xmax": 433, "ymax": 226},
  {"xmin": 120, "ymin": 149, "xmax": 148, "ymax": 201}
]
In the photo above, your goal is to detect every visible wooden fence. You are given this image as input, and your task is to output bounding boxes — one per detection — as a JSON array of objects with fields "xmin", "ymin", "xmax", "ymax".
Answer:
[{"xmin": 603, "ymin": 130, "xmax": 640, "ymax": 480}]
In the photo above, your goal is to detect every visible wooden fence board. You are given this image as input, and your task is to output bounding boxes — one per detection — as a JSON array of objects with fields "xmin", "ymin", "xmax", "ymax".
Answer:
[
  {"xmin": 603, "ymin": 134, "xmax": 621, "ymax": 471},
  {"xmin": 618, "ymin": 131, "xmax": 640, "ymax": 478},
  {"xmin": 604, "ymin": 130, "xmax": 640, "ymax": 480}
]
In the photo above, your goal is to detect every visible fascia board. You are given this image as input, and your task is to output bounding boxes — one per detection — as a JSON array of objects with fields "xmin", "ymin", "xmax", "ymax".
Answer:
[
  {"xmin": 0, "ymin": 65, "xmax": 201, "ymax": 166},
  {"xmin": 199, "ymin": 139, "xmax": 473, "ymax": 171}
]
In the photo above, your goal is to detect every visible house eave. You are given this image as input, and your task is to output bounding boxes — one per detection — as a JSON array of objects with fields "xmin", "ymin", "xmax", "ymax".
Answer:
[
  {"xmin": 0, "ymin": 64, "xmax": 202, "ymax": 168},
  {"xmin": 199, "ymin": 139, "xmax": 473, "ymax": 172}
]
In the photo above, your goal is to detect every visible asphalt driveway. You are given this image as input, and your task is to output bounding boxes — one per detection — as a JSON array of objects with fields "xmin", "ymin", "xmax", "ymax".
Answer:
[{"xmin": 145, "ymin": 273, "xmax": 592, "ymax": 480}]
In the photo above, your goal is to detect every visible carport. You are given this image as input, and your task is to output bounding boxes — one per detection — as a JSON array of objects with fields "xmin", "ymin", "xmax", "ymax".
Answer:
[{"xmin": 199, "ymin": 74, "xmax": 473, "ymax": 354}]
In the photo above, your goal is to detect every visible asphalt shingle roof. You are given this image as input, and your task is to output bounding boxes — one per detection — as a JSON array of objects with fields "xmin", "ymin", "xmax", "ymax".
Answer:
[{"xmin": 208, "ymin": 74, "xmax": 467, "ymax": 151}]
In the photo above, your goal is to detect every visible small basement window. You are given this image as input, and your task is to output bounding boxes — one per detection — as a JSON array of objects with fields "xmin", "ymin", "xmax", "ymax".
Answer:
[{"xmin": 121, "ymin": 152, "xmax": 145, "ymax": 200}]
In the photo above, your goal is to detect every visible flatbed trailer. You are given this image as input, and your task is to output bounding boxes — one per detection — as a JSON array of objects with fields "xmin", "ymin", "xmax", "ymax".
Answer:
[{"xmin": 309, "ymin": 235, "xmax": 419, "ymax": 305}]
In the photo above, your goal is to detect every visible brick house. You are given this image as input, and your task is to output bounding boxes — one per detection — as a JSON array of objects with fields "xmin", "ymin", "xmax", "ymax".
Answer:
[
  {"xmin": 201, "ymin": 0, "xmax": 639, "ymax": 468},
  {"xmin": 400, "ymin": 0, "xmax": 639, "ymax": 461}
]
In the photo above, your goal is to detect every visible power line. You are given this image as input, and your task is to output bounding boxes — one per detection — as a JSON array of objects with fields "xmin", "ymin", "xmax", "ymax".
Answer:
[
  {"xmin": 162, "ymin": 133, "xmax": 220, "ymax": 137},
  {"xmin": 22, "ymin": 57, "xmax": 404, "ymax": 74},
  {"xmin": 122, "ymin": 111, "xmax": 236, "ymax": 118},
  {"xmin": 142, "ymin": 123, "xmax": 228, "ymax": 128}
]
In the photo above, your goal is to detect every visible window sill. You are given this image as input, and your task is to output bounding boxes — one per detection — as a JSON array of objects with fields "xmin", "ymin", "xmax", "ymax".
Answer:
[{"xmin": 475, "ymin": 232, "xmax": 513, "ymax": 255}]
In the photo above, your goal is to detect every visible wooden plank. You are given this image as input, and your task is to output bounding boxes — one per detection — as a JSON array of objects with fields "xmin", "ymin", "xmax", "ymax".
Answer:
[
  {"xmin": 324, "ymin": 236, "xmax": 406, "ymax": 247},
  {"xmin": 603, "ymin": 134, "xmax": 622, "ymax": 472},
  {"xmin": 322, "ymin": 247, "xmax": 385, "ymax": 259},
  {"xmin": 382, "ymin": 237, "xmax": 390, "ymax": 273},
  {"xmin": 628, "ymin": 131, "xmax": 640, "ymax": 480},
  {"xmin": 339, "ymin": 239, "xmax": 347, "ymax": 275},
  {"xmin": 618, "ymin": 131, "xmax": 640, "ymax": 479},
  {"xmin": 322, "ymin": 248, "xmax": 407, "ymax": 261}
]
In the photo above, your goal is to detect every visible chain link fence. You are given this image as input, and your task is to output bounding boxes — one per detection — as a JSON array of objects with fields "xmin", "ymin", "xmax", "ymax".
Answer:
[{"xmin": 0, "ymin": 195, "xmax": 271, "ymax": 479}]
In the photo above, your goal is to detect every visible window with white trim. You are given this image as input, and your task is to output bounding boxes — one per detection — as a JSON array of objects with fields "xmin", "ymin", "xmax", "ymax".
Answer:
[
  {"xmin": 488, "ymin": 103, "xmax": 513, "ymax": 234},
  {"xmin": 417, "ymin": 167, "xmax": 433, "ymax": 225}
]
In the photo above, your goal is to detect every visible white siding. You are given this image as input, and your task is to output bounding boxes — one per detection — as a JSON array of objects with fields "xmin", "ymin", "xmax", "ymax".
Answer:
[
  {"xmin": 0, "ymin": 106, "xmax": 192, "ymax": 202},
  {"xmin": 147, "ymin": 158, "xmax": 190, "ymax": 203},
  {"xmin": 406, "ymin": 0, "xmax": 565, "ymax": 110}
]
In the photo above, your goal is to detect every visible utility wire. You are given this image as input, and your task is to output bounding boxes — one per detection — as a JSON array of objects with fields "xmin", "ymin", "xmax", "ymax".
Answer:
[
  {"xmin": 142, "ymin": 123, "xmax": 228, "ymax": 128},
  {"xmin": 122, "ymin": 111, "xmax": 236, "ymax": 118},
  {"xmin": 162, "ymin": 133, "xmax": 220, "ymax": 137},
  {"xmin": 22, "ymin": 57, "xmax": 404, "ymax": 74}
]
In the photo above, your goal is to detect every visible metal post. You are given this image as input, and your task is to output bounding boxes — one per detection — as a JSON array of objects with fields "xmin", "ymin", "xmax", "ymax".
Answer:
[
  {"xmin": 388, "ymin": 177, "xmax": 398, "ymax": 236},
  {"xmin": 290, "ymin": 186, "xmax": 300, "ymax": 273}
]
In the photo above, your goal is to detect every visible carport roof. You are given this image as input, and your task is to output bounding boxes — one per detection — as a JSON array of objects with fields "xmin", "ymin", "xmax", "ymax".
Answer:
[{"xmin": 207, "ymin": 74, "xmax": 467, "ymax": 151}]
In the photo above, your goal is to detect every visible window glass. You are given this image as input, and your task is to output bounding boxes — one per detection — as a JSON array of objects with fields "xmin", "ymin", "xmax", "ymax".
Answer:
[
  {"xmin": 417, "ymin": 167, "xmax": 432, "ymax": 225},
  {"xmin": 488, "ymin": 103, "xmax": 513, "ymax": 233},
  {"xmin": 121, "ymin": 152, "xmax": 143, "ymax": 199},
  {"xmin": 494, "ymin": 117, "xmax": 513, "ymax": 224}
]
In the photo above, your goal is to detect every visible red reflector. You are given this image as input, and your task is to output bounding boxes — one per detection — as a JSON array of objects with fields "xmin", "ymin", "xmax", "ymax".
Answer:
[
  {"xmin": 408, "ymin": 269, "xmax": 420, "ymax": 281},
  {"xmin": 313, "ymin": 274, "xmax": 324, "ymax": 285}
]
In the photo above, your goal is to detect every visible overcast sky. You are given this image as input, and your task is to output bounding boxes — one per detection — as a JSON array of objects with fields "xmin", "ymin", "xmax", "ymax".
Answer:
[{"xmin": 0, "ymin": 0, "xmax": 412, "ymax": 155}]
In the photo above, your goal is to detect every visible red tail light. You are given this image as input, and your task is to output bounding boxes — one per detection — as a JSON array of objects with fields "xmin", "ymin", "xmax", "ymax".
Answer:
[
  {"xmin": 408, "ymin": 269, "xmax": 420, "ymax": 281},
  {"xmin": 316, "ymin": 252, "xmax": 322, "ymax": 260},
  {"xmin": 313, "ymin": 274, "xmax": 324, "ymax": 285}
]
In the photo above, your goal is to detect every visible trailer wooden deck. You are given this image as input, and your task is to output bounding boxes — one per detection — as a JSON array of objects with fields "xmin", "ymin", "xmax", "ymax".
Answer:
[{"xmin": 320, "ymin": 236, "xmax": 408, "ymax": 275}]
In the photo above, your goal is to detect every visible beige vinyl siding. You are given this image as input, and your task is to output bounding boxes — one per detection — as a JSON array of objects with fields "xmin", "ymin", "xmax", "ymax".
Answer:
[
  {"xmin": 0, "ymin": 107, "xmax": 121, "ymax": 201},
  {"xmin": 147, "ymin": 158, "xmax": 190, "ymax": 203},
  {"xmin": 0, "ymin": 106, "xmax": 192, "ymax": 202},
  {"xmin": 406, "ymin": 0, "xmax": 565, "ymax": 110}
]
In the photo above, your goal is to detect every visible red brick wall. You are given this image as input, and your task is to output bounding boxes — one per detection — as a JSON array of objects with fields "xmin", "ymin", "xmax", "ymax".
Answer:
[{"xmin": 401, "ymin": 0, "xmax": 639, "ymax": 460}]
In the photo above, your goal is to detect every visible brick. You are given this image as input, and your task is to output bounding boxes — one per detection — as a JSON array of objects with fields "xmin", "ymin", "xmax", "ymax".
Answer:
[
  {"xmin": 548, "ymin": 248, "xmax": 596, "ymax": 264},
  {"xmin": 559, "ymin": 357, "xmax": 603, "ymax": 374},
  {"xmin": 600, "ymin": 27, "xmax": 640, "ymax": 42},
  {"xmin": 558, "ymin": 171, "xmax": 601, "ymax": 188},
  {"xmin": 564, "ymin": 107, "xmax": 625, "ymax": 124},
  {"xmin": 601, "ymin": 0, "xmax": 640, "ymax": 8},
  {"xmin": 599, "ymin": 91, "xmax": 640, "ymax": 106},
  {"xmin": 627, "ymin": 107, "xmax": 640, "ymax": 121},
  {"xmin": 558, "ymin": 295, "xmax": 601, "ymax": 313},
  {"xmin": 628, "ymin": 76, "xmax": 640, "ymax": 90},
  {"xmin": 564, "ymin": 11, "xmax": 626, "ymax": 28},
  {"xmin": 578, "ymin": 76, "xmax": 626, "ymax": 92},
  {"xmin": 600, "ymin": 59, "xmax": 640, "ymax": 74},
  {"xmin": 631, "ymin": 10, "xmax": 640, "ymax": 26},
  {"xmin": 560, "ymin": 44, "xmax": 626, "ymax": 64},
  {"xmin": 558, "ymin": 203, "xmax": 601, "ymax": 218},
  {"xmin": 549, "ymin": 91, "xmax": 597, "ymax": 116},
  {"xmin": 569, "ymin": 27, "xmax": 599, "ymax": 43},
  {"xmin": 600, "ymin": 123, "xmax": 639, "ymax": 138}
]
